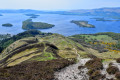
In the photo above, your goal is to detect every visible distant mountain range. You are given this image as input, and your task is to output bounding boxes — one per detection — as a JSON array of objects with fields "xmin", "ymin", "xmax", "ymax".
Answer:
[
  {"xmin": 0, "ymin": 9, "xmax": 65, "ymax": 14},
  {"xmin": 69, "ymin": 7, "xmax": 120, "ymax": 13},
  {"xmin": 68, "ymin": 7, "xmax": 120, "ymax": 18},
  {"xmin": 0, "ymin": 7, "xmax": 120, "ymax": 13},
  {"xmin": 0, "ymin": 7, "xmax": 120, "ymax": 18}
]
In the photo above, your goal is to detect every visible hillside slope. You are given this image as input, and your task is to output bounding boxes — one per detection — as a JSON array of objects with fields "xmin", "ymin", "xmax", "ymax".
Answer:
[
  {"xmin": 0, "ymin": 34, "xmax": 86, "ymax": 67},
  {"xmin": 69, "ymin": 32, "xmax": 120, "ymax": 61}
]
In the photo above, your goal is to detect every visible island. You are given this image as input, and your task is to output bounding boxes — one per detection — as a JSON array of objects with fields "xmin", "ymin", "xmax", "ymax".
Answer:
[
  {"xmin": 71, "ymin": 20, "xmax": 95, "ymax": 28},
  {"xmin": 90, "ymin": 18, "xmax": 120, "ymax": 22},
  {"xmin": 22, "ymin": 19, "xmax": 55, "ymax": 30},
  {"xmin": 2, "ymin": 23, "xmax": 13, "ymax": 27},
  {"xmin": 25, "ymin": 14, "xmax": 39, "ymax": 18}
]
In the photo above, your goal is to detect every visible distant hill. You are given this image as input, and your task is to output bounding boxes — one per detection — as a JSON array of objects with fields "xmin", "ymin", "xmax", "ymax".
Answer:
[
  {"xmin": 69, "ymin": 7, "xmax": 120, "ymax": 13},
  {"xmin": 0, "ymin": 33, "xmax": 86, "ymax": 67},
  {"xmin": 1, "ymin": 7, "xmax": 120, "ymax": 18},
  {"xmin": 68, "ymin": 7, "xmax": 120, "ymax": 18},
  {"xmin": 0, "ymin": 9, "xmax": 44, "ymax": 13},
  {"xmin": 0, "ymin": 9, "xmax": 66, "ymax": 14}
]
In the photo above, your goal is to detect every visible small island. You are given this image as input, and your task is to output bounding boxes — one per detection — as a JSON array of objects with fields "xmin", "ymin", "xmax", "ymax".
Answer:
[
  {"xmin": 2, "ymin": 23, "xmax": 13, "ymax": 27},
  {"xmin": 71, "ymin": 20, "xmax": 95, "ymax": 28},
  {"xmin": 22, "ymin": 19, "xmax": 55, "ymax": 30},
  {"xmin": 25, "ymin": 14, "xmax": 39, "ymax": 18}
]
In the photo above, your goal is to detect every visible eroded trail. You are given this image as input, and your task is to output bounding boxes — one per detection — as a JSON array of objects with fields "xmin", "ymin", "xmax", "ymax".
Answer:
[{"xmin": 54, "ymin": 58, "xmax": 90, "ymax": 80}]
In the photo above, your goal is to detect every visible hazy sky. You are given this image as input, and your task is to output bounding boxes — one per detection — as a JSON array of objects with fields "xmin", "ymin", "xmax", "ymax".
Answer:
[{"xmin": 0, "ymin": 0, "xmax": 120, "ymax": 10}]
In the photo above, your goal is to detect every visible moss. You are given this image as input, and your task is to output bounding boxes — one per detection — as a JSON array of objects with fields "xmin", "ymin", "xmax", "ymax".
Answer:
[{"xmin": 106, "ymin": 66, "xmax": 119, "ymax": 75}]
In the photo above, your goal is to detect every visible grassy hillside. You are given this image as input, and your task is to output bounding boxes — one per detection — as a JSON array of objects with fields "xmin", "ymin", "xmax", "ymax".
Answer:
[
  {"xmin": 0, "ymin": 33, "xmax": 87, "ymax": 67},
  {"xmin": 70, "ymin": 32, "xmax": 120, "ymax": 61},
  {"xmin": 1, "ymin": 31, "xmax": 120, "ymax": 67},
  {"xmin": 0, "ymin": 30, "xmax": 52, "ymax": 53},
  {"xmin": 0, "ymin": 31, "xmax": 120, "ymax": 80}
]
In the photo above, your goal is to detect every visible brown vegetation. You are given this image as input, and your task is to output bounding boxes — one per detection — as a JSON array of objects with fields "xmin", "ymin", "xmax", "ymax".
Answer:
[
  {"xmin": 106, "ymin": 66, "xmax": 119, "ymax": 75},
  {"xmin": 85, "ymin": 58, "xmax": 104, "ymax": 80},
  {"xmin": 116, "ymin": 58, "xmax": 120, "ymax": 63},
  {"xmin": 0, "ymin": 59, "xmax": 75, "ymax": 80},
  {"xmin": 89, "ymin": 70, "xmax": 105, "ymax": 80},
  {"xmin": 106, "ymin": 78, "xmax": 115, "ymax": 80},
  {"xmin": 78, "ymin": 66, "xmax": 85, "ymax": 70},
  {"xmin": 115, "ymin": 72, "xmax": 120, "ymax": 80},
  {"xmin": 85, "ymin": 58, "xmax": 103, "ymax": 70},
  {"xmin": 87, "ymin": 54, "xmax": 97, "ymax": 59}
]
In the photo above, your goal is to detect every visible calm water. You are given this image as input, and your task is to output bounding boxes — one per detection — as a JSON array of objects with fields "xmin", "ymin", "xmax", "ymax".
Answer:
[{"xmin": 0, "ymin": 13, "xmax": 120, "ymax": 36}]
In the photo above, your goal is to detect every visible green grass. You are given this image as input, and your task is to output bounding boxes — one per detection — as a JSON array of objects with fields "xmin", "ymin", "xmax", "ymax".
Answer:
[
  {"xmin": 30, "ymin": 52, "xmax": 56, "ymax": 61},
  {"xmin": 80, "ymin": 35, "xmax": 117, "ymax": 43}
]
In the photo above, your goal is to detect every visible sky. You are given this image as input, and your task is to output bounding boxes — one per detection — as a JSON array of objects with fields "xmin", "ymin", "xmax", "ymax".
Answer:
[{"xmin": 0, "ymin": 0, "xmax": 120, "ymax": 10}]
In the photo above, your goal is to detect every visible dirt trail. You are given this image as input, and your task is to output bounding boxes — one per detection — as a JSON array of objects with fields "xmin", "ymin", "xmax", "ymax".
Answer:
[{"xmin": 54, "ymin": 58, "xmax": 90, "ymax": 80}]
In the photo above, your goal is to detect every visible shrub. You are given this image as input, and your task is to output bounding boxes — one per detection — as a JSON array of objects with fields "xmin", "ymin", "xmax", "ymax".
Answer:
[
  {"xmin": 78, "ymin": 66, "xmax": 85, "ymax": 70},
  {"xmin": 106, "ymin": 78, "xmax": 115, "ymax": 80},
  {"xmin": 87, "ymin": 69, "xmax": 95, "ymax": 76},
  {"xmin": 89, "ymin": 70, "xmax": 104, "ymax": 80},
  {"xmin": 85, "ymin": 58, "xmax": 103, "ymax": 70},
  {"xmin": 109, "ymin": 62, "xmax": 113, "ymax": 66},
  {"xmin": 0, "ymin": 59, "xmax": 75, "ymax": 80},
  {"xmin": 87, "ymin": 54, "xmax": 97, "ymax": 59},
  {"xmin": 115, "ymin": 72, "xmax": 120, "ymax": 79},
  {"xmin": 116, "ymin": 58, "xmax": 120, "ymax": 63},
  {"xmin": 106, "ymin": 66, "xmax": 119, "ymax": 75}
]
